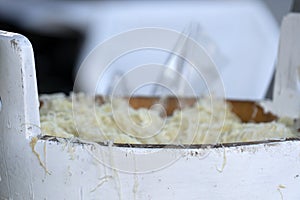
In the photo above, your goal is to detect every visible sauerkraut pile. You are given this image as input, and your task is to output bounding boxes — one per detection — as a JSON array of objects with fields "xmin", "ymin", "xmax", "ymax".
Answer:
[{"xmin": 39, "ymin": 93, "xmax": 296, "ymax": 144}]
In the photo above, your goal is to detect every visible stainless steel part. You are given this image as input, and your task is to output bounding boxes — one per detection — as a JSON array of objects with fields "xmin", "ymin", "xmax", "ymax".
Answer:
[{"xmin": 0, "ymin": 28, "xmax": 300, "ymax": 199}]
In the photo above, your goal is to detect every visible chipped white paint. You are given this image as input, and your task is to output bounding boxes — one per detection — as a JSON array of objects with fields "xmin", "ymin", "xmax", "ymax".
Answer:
[
  {"xmin": 0, "ymin": 31, "xmax": 41, "ymax": 200},
  {"xmin": 0, "ymin": 30, "xmax": 300, "ymax": 199},
  {"xmin": 15, "ymin": 139, "xmax": 300, "ymax": 199}
]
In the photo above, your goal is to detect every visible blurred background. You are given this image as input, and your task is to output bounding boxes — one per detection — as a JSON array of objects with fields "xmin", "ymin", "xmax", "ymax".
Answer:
[{"xmin": 0, "ymin": 0, "xmax": 294, "ymax": 99}]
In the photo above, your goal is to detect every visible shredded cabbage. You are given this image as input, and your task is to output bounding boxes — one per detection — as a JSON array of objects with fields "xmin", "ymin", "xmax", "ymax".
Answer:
[{"xmin": 39, "ymin": 93, "xmax": 296, "ymax": 144}]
